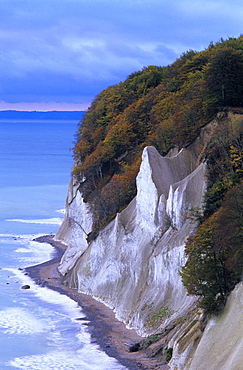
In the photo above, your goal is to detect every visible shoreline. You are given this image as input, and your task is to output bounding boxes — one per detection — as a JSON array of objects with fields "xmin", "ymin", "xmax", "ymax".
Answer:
[{"xmin": 25, "ymin": 235, "xmax": 169, "ymax": 370}]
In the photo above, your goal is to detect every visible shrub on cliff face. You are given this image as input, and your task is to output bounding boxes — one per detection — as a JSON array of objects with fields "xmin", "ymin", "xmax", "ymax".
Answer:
[
  {"xmin": 181, "ymin": 181, "xmax": 243, "ymax": 313},
  {"xmin": 182, "ymin": 114, "xmax": 243, "ymax": 314},
  {"xmin": 90, "ymin": 158, "xmax": 141, "ymax": 236},
  {"xmin": 203, "ymin": 115, "xmax": 243, "ymax": 217}
]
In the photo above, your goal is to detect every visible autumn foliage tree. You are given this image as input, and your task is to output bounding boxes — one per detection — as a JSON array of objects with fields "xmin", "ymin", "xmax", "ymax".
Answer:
[{"xmin": 88, "ymin": 159, "xmax": 141, "ymax": 240}]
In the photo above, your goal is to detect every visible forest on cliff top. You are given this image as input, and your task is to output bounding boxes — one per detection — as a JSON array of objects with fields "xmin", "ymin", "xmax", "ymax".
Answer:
[{"xmin": 73, "ymin": 36, "xmax": 243, "ymax": 313}]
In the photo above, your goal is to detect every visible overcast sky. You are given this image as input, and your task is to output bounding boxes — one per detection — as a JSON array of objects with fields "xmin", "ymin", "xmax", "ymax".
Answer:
[{"xmin": 0, "ymin": 0, "xmax": 242, "ymax": 111}]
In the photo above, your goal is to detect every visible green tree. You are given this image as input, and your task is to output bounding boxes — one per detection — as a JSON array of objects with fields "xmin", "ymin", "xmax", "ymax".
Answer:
[
  {"xmin": 203, "ymin": 117, "xmax": 243, "ymax": 217},
  {"xmin": 206, "ymin": 48, "xmax": 243, "ymax": 107},
  {"xmin": 181, "ymin": 180, "xmax": 243, "ymax": 313},
  {"xmin": 181, "ymin": 213, "xmax": 228, "ymax": 313}
]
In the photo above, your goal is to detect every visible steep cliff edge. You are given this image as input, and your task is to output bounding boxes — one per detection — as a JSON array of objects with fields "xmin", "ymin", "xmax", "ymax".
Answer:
[
  {"xmin": 54, "ymin": 36, "xmax": 243, "ymax": 366},
  {"xmin": 185, "ymin": 282, "xmax": 243, "ymax": 370},
  {"xmin": 59, "ymin": 145, "xmax": 205, "ymax": 332},
  {"xmin": 54, "ymin": 115, "xmax": 243, "ymax": 368},
  {"xmin": 55, "ymin": 118, "xmax": 216, "ymax": 338}
]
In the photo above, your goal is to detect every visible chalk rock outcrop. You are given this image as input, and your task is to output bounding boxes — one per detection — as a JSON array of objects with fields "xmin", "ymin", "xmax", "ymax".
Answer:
[
  {"xmin": 185, "ymin": 282, "xmax": 243, "ymax": 370},
  {"xmin": 55, "ymin": 144, "xmax": 207, "ymax": 335},
  {"xmin": 55, "ymin": 175, "xmax": 93, "ymax": 274}
]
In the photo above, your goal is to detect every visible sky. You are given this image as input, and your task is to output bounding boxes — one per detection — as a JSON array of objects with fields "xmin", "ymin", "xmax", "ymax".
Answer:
[{"xmin": 0, "ymin": 0, "xmax": 243, "ymax": 111}]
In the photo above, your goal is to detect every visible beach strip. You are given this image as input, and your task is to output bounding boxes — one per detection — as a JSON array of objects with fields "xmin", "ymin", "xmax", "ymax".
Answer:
[{"xmin": 25, "ymin": 235, "xmax": 169, "ymax": 370}]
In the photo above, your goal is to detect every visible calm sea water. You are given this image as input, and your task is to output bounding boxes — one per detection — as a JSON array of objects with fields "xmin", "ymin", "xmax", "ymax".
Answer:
[{"xmin": 0, "ymin": 120, "xmax": 126, "ymax": 369}]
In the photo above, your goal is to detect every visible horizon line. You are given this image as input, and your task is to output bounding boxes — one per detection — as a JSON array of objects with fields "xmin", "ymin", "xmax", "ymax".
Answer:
[
  {"xmin": 0, "ymin": 101, "xmax": 91, "ymax": 112},
  {"xmin": 0, "ymin": 109, "xmax": 87, "ymax": 112}
]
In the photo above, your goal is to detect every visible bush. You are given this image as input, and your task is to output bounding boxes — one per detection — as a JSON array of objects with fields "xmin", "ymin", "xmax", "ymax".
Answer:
[{"xmin": 181, "ymin": 180, "xmax": 243, "ymax": 314}]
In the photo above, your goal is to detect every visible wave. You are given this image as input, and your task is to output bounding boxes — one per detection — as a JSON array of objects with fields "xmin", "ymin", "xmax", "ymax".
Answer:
[
  {"xmin": 4, "ymin": 268, "xmax": 87, "ymax": 321},
  {"xmin": 9, "ymin": 347, "xmax": 126, "ymax": 370},
  {"xmin": 0, "ymin": 233, "xmax": 47, "ymax": 244},
  {"xmin": 56, "ymin": 209, "xmax": 66, "ymax": 214},
  {"xmin": 0, "ymin": 307, "xmax": 48, "ymax": 335},
  {"xmin": 6, "ymin": 218, "xmax": 63, "ymax": 225},
  {"xmin": 0, "ymin": 235, "xmax": 54, "ymax": 266},
  {"xmin": 2, "ymin": 270, "xmax": 127, "ymax": 370}
]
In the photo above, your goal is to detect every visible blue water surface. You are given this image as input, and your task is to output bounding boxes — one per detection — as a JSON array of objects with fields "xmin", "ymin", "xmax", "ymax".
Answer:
[{"xmin": 0, "ymin": 119, "xmax": 126, "ymax": 370}]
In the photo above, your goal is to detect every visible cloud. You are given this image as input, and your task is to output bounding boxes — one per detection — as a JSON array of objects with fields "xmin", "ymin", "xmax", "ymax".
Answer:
[{"xmin": 0, "ymin": 0, "xmax": 242, "ymax": 109}]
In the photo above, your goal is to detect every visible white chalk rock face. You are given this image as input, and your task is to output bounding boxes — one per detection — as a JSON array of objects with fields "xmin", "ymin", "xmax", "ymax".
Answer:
[
  {"xmin": 56, "ymin": 146, "xmax": 207, "ymax": 334},
  {"xmin": 184, "ymin": 282, "xmax": 243, "ymax": 370},
  {"xmin": 55, "ymin": 175, "xmax": 93, "ymax": 275}
]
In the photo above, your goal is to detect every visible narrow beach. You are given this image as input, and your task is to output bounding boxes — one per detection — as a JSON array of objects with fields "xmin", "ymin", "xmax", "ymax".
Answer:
[{"xmin": 25, "ymin": 235, "xmax": 170, "ymax": 370}]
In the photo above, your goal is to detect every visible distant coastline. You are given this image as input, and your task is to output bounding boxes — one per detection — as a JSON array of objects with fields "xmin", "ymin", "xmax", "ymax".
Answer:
[{"xmin": 0, "ymin": 110, "xmax": 85, "ymax": 121}]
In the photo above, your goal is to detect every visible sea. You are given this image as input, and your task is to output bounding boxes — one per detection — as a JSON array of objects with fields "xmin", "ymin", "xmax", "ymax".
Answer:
[{"xmin": 0, "ymin": 119, "xmax": 126, "ymax": 369}]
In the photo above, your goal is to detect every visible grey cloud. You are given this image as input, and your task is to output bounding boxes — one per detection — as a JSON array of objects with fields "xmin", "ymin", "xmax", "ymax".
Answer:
[{"xmin": 0, "ymin": 0, "xmax": 242, "ymax": 107}]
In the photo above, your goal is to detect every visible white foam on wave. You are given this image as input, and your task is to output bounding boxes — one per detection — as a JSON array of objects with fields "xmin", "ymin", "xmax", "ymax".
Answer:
[
  {"xmin": 1, "ymin": 241, "xmax": 127, "ymax": 369},
  {"xmin": 9, "ymin": 346, "xmax": 126, "ymax": 370},
  {"xmin": 9, "ymin": 344, "xmax": 126, "ymax": 370},
  {"xmin": 0, "ymin": 233, "xmax": 43, "ymax": 239},
  {"xmin": 0, "ymin": 233, "xmax": 54, "ymax": 266},
  {"xmin": 2, "ymin": 262, "xmax": 127, "ymax": 369},
  {"xmin": 16, "ymin": 239, "xmax": 53, "ymax": 253},
  {"xmin": 56, "ymin": 208, "xmax": 66, "ymax": 214},
  {"xmin": 0, "ymin": 233, "xmax": 38, "ymax": 245},
  {"xmin": 0, "ymin": 307, "xmax": 48, "ymax": 335},
  {"xmin": 15, "ymin": 238, "xmax": 54, "ymax": 265},
  {"xmin": 16, "ymin": 240, "xmax": 52, "ymax": 251},
  {"xmin": 6, "ymin": 268, "xmax": 88, "ymax": 322},
  {"xmin": 5, "ymin": 268, "xmax": 91, "ymax": 344},
  {"xmin": 6, "ymin": 217, "xmax": 63, "ymax": 225}
]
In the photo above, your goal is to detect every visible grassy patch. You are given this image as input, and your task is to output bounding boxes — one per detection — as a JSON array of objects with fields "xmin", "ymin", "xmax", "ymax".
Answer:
[{"xmin": 148, "ymin": 306, "xmax": 174, "ymax": 327}]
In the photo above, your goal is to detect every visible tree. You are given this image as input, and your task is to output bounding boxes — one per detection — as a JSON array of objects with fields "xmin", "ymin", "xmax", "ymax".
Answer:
[
  {"xmin": 90, "ymin": 159, "xmax": 140, "ymax": 236},
  {"xmin": 102, "ymin": 120, "xmax": 136, "ymax": 161},
  {"xmin": 181, "ymin": 180, "xmax": 243, "ymax": 313},
  {"xmin": 181, "ymin": 213, "xmax": 228, "ymax": 313},
  {"xmin": 203, "ymin": 116, "xmax": 243, "ymax": 217},
  {"xmin": 206, "ymin": 48, "xmax": 243, "ymax": 107}
]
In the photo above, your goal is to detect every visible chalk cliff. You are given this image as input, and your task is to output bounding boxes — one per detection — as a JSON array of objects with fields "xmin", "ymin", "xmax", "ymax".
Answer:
[
  {"xmin": 186, "ymin": 282, "xmax": 243, "ymax": 370},
  {"xmin": 55, "ymin": 127, "xmax": 209, "ymax": 336},
  {"xmin": 55, "ymin": 117, "xmax": 243, "ymax": 368}
]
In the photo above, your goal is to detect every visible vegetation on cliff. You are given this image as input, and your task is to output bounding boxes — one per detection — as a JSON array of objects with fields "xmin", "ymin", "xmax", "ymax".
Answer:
[
  {"xmin": 182, "ymin": 115, "xmax": 243, "ymax": 313},
  {"xmin": 73, "ymin": 36, "xmax": 243, "ymax": 312}
]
